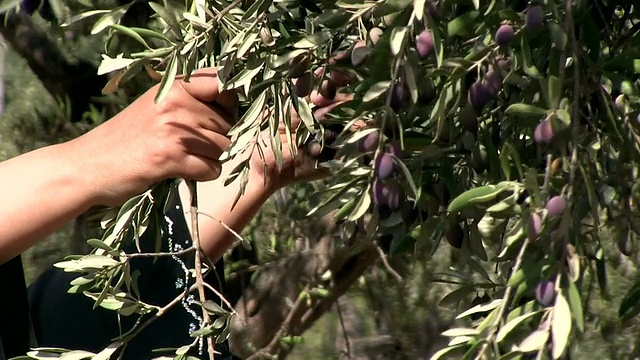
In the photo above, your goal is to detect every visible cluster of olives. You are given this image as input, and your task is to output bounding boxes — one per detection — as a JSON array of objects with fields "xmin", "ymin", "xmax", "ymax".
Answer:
[
  {"xmin": 302, "ymin": 3, "xmax": 550, "ymax": 248},
  {"xmin": 494, "ymin": 4, "xmax": 544, "ymax": 45},
  {"xmin": 528, "ymin": 195, "xmax": 567, "ymax": 240},
  {"xmin": 353, "ymin": 129, "xmax": 422, "ymax": 224},
  {"xmin": 525, "ymin": 195, "xmax": 564, "ymax": 307}
]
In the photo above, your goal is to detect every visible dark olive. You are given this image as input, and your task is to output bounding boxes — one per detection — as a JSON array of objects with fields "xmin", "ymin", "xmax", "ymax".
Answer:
[
  {"xmin": 445, "ymin": 221, "xmax": 464, "ymax": 249},
  {"xmin": 534, "ymin": 280, "xmax": 556, "ymax": 306},
  {"xmin": 525, "ymin": 5, "xmax": 544, "ymax": 29},
  {"xmin": 495, "ymin": 24, "xmax": 515, "ymax": 46}
]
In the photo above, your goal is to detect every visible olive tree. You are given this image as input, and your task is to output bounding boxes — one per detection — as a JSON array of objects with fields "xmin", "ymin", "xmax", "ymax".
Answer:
[{"xmin": 9, "ymin": 0, "xmax": 640, "ymax": 359}]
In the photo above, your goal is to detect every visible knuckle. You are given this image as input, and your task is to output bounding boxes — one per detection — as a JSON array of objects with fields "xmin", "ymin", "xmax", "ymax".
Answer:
[{"xmin": 154, "ymin": 87, "xmax": 184, "ymax": 117}]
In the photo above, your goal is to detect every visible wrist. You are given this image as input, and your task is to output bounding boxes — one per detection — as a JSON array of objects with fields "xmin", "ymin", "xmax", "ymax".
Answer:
[{"xmin": 49, "ymin": 142, "xmax": 104, "ymax": 209}]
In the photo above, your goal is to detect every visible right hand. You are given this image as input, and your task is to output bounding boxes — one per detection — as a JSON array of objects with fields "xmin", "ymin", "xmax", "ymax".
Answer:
[{"xmin": 65, "ymin": 67, "xmax": 238, "ymax": 207}]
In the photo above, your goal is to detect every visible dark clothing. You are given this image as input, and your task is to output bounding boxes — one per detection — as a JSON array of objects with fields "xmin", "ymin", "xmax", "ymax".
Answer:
[
  {"xmin": 0, "ymin": 255, "xmax": 36, "ymax": 359},
  {"xmin": 1, "ymin": 196, "xmax": 239, "ymax": 359}
]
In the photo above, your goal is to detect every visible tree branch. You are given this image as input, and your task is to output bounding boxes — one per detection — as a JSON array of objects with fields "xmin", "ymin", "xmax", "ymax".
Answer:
[{"xmin": 0, "ymin": 10, "xmax": 107, "ymax": 121}]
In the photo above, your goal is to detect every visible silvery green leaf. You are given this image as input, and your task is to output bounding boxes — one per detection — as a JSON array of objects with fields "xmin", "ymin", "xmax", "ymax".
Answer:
[
  {"xmin": 154, "ymin": 53, "xmax": 179, "ymax": 103},
  {"xmin": 456, "ymin": 299, "xmax": 502, "ymax": 319},
  {"xmin": 91, "ymin": 7, "xmax": 127, "ymax": 34},
  {"xmin": 228, "ymin": 91, "xmax": 267, "ymax": 136},
  {"xmin": 224, "ymin": 59, "xmax": 264, "ymax": 90},
  {"xmin": 148, "ymin": 2, "xmax": 182, "ymax": 37},
  {"xmin": 62, "ymin": 9, "xmax": 110, "ymax": 27},
  {"xmin": 552, "ymin": 292, "xmax": 572, "ymax": 359},
  {"xmin": 97, "ymin": 54, "xmax": 135, "ymax": 75},
  {"xmin": 390, "ymin": 26, "xmax": 409, "ymax": 56},
  {"xmin": 363, "ymin": 81, "xmax": 391, "ymax": 103},
  {"xmin": 237, "ymin": 30, "xmax": 260, "ymax": 58}
]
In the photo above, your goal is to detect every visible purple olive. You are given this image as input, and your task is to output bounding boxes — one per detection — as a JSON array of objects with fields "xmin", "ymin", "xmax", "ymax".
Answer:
[
  {"xmin": 459, "ymin": 104, "xmax": 478, "ymax": 133},
  {"xmin": 330, "ymin": 69, "xmax": 353, "ymax": 87},
  {"xmin": 497, "ymin": 58, "xmax": 511, "ymax": 72},
  {"xmin": 386, "ymin": 182, "xmax": 403, "ymax": 210},
  {"xmin": 358, "ymin": 131, "xmax": 379, "ymax": 153},
  {"xmin": 375, "ymin": 153, "xmax": 395, "ymax": 180},
  {"xmin": 320, "ymin": 79, "xmax": 337, "ymax": 100},
  {"xmin": 425, "ymin": 1, "xmax": 438, "ymax": 18},
  {"xmin": 468, "ymin": 82, "xmax": 491, "ymax": 110},
  {"xmin": 419, "ymin": 80, "xmax": 436, "ymax": 105},
  {"xmin": 437, "ymin": 122, "xmax": 451, "ymax": 143},
  {"xmin": 371, "ymin": 180, "xmax": 402, "ymax": 209},
  {"xmin": 445, "ymin": 222, "xmax": 464, "ymax": 249},
  {"xmin": 288, "ymin": 54, "xmax": 311, "ymax": 79},
  {"xmin": 534, "ymin": 280, "xmax": 556, "ymax": 306},
  {"xmin": 483, "ymin": 70, "xmax": 502, "ymax": 97},
  {"xmin": 528, "ymin": 212, "xmax": 542, "ymax": 240},
  {"xmin": 391, "ymin": 81, "xmax": 407, "ymax": 112},
  {"xmin": 415, "ymin": 30, "xmax": 435, "ymax": 59},
  {"xmin": 495, "ymin": 24, "xmax": 515, "ymax": 46},
  {"xmin": 400, "ymin": 200, "xmax": 419, "ymax": 225},
  {"xmin": 545, "ymin": 196, "xmax": 566, "ymax": 217},
  {"xmin": 385, "ymin": 141, "xmax": 402, "ymax": 159},
  {"xmin": 525, "ymin": 6, "xmax": 544, "ymax": 29},
  {"xmin": 294, "ymin": 71, "xmax": 314, "ymax": 97},
  {"xmin": 351, "ymin": 41, "xmax": 370, "ymax": 67},
  {"xmin": 20, "ymin": 0, "xmax": 40, "ymax": 14},
  {"xmin": 533, "ymin": 119, "xmax": 554, "ymax": 144}
]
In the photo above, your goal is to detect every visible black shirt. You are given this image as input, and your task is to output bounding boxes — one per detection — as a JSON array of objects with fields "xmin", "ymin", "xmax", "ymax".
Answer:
[{"xmin": 26, "ymin": 197, "xmax": 239, "ymax": 359}]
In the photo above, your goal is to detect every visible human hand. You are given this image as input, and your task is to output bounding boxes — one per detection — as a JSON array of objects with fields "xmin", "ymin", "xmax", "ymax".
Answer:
[
  {"xmin": 65, "ymin": 68, "xmax": 238, "ymax": 207},
  {"xmin": 245, "ymin": 68, "xmax": 361, "ymax": 191}
]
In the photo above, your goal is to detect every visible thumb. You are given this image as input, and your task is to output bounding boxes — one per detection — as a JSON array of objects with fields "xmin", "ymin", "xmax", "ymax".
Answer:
[{"xmin": 178, "ymin": 68, "xmax": 240, "ymax": 120}]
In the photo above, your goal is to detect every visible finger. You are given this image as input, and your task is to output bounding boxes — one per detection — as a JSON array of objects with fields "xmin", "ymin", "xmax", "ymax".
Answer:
[
  {"xmin": 175, "ymin": 155, "xmax": 223, "ymax": 182},
  {"xmin": 177, "ymin": 68, "xmax": 221, "ymax": 102},
  {"xmin": 181, "ymin": 131, "xmax": 232, "ymax": 161},
  {"xmin": 185, "ymin": 99, "xmax": 234, "ymax": 135},
  {"xmin": 178, "ymin": 68, "xmax": 240, "ymax": 120},
  {"xmin": 214, "ymin": 90, "xmax": 240, "ymax": 121},
  {"xmin": 313, "ymin": 100, "xmax": 348, "ymax": 121},
  {"xmin": 280, "ymin": 106, "xmax": 303, "ymax": 133},
  {"xmin": 310, "ymin": 90, "xmax": 352, "ymax": 108}
]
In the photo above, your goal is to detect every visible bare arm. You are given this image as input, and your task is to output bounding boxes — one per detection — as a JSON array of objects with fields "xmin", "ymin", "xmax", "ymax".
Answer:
[
  {"xmin": 0, "ymin": 68, "xmax": 237, "ymax": 265},
  {"xmin": 178, "ymin": 155, "xmax": 275, "ymax": 263},
  {"xmin": 0, "ymin": 142, "xmax": 99, "ymax": 264}
]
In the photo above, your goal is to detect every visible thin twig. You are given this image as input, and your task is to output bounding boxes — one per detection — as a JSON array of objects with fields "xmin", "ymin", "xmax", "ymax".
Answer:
[
  {"xmin": 212, "ymin": 0, "xmax": 244, "ymax": 27},
  {"xmin": 202, "ymin": 281, "xmax": 237, "ymax": 315},
  {"xmin": 188, "ymin": 180, "xmax": 216, "ymax": 360},
  {"xmin": 375, "ymin": 244, "xmax": 402, "ymax": 281},
  {"xmin": 336, "ymin": 300, "xmax": 352, "ymax": 359},
  {"xmin": 124, "ymin": 247, "xmax": 195, "ymax": 258},
  {"xmin": 192, "ymin": 210, "xmax": 246, "ymax": 244},
  {"xmin": 110, "ymin": 284, "xmax": 196, "ymax": 355},
  {"xmin": 475, "ymin": 238, "xmax": 531, "ymax": 359},
  {"xmin": 246, "ymin": 284, "xmax": 315, "ymax": 360}
]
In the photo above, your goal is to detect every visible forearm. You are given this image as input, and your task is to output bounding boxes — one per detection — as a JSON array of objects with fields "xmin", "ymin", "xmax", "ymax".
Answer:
[
  {"xmin": 179, "ymin": 158, "xmax": 277, "ymax": 262},
  {"xmin": 0, "ymin": 142, "xmax": 99, "ymax": 264}
]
